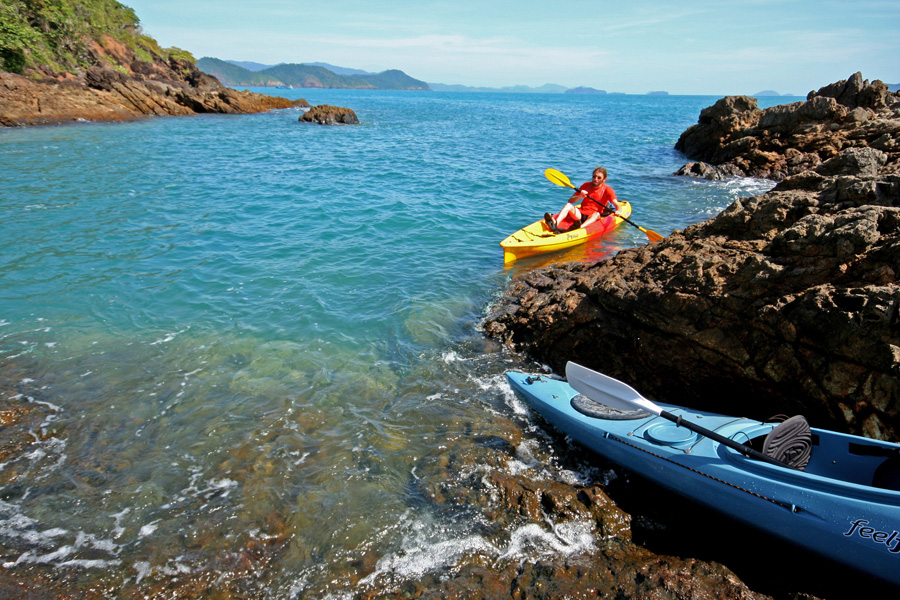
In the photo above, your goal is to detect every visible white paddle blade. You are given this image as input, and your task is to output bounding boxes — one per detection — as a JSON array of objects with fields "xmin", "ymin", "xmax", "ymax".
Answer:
[{"xmin": 565, "ymin": 362, "xmax": 662, "ymax": 416}]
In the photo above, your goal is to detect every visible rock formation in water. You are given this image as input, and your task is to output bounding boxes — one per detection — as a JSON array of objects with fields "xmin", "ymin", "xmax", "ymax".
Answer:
[
  {"xmin": 485, "ymin": 74, "xmax": 900, "ymax": 442},
  {"xmin": 299, "ymin": 104, "xmax": 360, "ymax": 125},
  {"xmin": 673, "ymin": 72, "xmax": 900, "ymax": 180}
]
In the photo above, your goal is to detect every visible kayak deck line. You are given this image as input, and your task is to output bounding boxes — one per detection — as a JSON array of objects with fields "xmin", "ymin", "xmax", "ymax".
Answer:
[{"xmin": 605, "ymin": 430, "xmax": 803, "ymax": 514}]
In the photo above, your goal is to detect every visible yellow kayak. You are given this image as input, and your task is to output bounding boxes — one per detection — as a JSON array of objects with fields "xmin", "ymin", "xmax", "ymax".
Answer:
[{"xmin": 500, "ymin": 201, "xmax": 632, "ymax": 264}]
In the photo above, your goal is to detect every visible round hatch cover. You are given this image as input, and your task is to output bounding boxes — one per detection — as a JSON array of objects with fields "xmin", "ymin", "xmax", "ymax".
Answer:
[{"xmin": 645, "ymin": 423, "xmax": 698, "ymax": 446}]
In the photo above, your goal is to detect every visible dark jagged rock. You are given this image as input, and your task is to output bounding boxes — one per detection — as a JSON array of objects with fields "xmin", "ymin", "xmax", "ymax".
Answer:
[
  {"xmin": 486, "ymin": 75, "xmax": 900, "ymax": 444},
  {"xmin": 674, "ymin": 73, "xmax": 900, "ymax": 181},
  {"xmin": 299, "ymin": 104, "xmax": 360, "ymax": 125}
]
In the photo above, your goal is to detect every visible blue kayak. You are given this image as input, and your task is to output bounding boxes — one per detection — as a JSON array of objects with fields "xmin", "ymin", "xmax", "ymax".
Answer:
[{"xmin": 506, "ymin": 370, "xmax": 900, "ymax": 587}]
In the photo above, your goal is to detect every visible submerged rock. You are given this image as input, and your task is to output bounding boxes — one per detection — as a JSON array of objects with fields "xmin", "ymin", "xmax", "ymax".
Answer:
[{"xmin": 351, "ymin": 414, "xmax": 771, "ymax": 600}]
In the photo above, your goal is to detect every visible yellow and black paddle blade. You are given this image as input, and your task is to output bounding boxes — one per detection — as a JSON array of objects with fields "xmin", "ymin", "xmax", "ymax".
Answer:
[
  {"xmin": 642, "ymin": 228, "xmax": 665, "ymax": 243},
  {"xmin": 544, "ymin": 168, "xmax": 576, "ymax": 189},
  {"xmin": 638, "ymin": 227, "xmax": 663, "ymax": 242}
]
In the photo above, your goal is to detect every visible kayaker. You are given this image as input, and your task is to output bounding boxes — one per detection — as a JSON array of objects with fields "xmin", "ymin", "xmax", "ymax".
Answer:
[{"xmin": 544, "ymin": 167, "xmax": 619, "ymax": 233}]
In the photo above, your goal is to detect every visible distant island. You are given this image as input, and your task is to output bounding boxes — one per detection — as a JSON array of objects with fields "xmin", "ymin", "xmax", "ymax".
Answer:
[
  {"xmin": 565, "ymin": 87, "xmax": 607, "ymax": 94},
  {"xmin": 428, "ymin": 82, "xmax": 569, "ymax": 93},
  {"xmin": 753, "ymin": 90, "xmax": 797, "ymax": 97},
  {"xmin": 197, "ymin": 57, "xmax": 430, "ymax": 90}
]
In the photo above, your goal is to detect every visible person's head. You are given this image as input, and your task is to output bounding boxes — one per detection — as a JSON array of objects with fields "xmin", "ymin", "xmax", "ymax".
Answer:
[{"xmin": 592, "ymin": 167, "xmax": 607, "ymax": 184}]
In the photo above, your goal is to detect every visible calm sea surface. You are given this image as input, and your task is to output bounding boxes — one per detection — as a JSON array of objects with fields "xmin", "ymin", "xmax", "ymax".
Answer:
[{"xmin": 0, "ymin": 90, "xmax": 792, "ymax": 596}]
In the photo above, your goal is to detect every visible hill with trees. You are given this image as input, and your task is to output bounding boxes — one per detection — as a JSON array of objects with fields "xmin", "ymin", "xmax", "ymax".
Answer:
[
  {"xmin": 0, "ymin": 0, "xmax": 300, "ymax": 126},
  {"xmin": 197, "ymin": 57, "xmax": 431, "ymax": 90},
  {"xmin": 0, "ymin": 0, "xmax": 193, "ymax": 77}
]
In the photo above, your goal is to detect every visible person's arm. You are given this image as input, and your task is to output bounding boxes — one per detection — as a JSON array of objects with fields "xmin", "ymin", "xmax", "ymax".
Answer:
[{"xmin": 568, "ymin": 189, "xmax": 586, "ymax": 203}]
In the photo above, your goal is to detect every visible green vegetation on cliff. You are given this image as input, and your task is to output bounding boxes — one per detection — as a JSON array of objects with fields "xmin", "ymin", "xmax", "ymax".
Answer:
[
  {"xmin": 0, "ymin": 0, "xmax": 193, "ymax": 76},
  {"xmin": 198, "ymin": 57, "xmax": 431, "ymax": 91}
]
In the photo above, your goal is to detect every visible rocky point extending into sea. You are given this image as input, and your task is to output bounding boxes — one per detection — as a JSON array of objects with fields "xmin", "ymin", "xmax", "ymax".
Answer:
[{"xmin": 0, "ymin": 36, "xmax": 319, "ymax": 126}]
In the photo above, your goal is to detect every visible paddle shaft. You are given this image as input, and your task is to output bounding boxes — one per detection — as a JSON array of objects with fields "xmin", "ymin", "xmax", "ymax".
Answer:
[
  {"xmin": 658, "ymin": 409, "xmax": 786, "ymax": 467},
  {"xmin": 545, "ymin": 169, "xmax": 663, "ymax": 242},
  {"xmin": 565, "ymin": 360, "xmax": 791, "ymax": 468},
  {"xmin": 570, "ymin": 189, "xmax": 649, "ymax": 234}
]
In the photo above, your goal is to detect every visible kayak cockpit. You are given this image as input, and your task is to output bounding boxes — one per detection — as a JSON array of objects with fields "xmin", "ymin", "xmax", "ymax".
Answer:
[{"xmin": 726, "ymin": 422, "xmax": 900, "ymax": 492}]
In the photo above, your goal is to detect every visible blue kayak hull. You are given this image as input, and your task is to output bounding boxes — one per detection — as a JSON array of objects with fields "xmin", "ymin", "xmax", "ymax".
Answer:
[{"xmin": 506, "ymin": 372, "xmax": 900, "ymax": 587}]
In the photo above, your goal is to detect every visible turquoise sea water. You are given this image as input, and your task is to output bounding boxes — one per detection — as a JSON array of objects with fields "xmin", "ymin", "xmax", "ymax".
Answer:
[{"xmin": 0, "ymin": 90, "xmax": 790, "ymax": 596}]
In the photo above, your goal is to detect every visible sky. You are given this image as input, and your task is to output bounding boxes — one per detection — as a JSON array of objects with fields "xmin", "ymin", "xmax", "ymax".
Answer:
[{"xmin": 124, "ymin": 0, "xmax": 900, "ymax": 95}]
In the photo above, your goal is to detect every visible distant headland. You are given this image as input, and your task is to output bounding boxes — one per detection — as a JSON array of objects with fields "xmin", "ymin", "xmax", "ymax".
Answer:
[{"xmin": 197, "ymin": 57, "xmax": 430, "ymax": 91}]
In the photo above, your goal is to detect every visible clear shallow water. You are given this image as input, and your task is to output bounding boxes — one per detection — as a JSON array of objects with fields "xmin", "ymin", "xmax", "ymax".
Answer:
[{"xmin": 0, "ymin": 90, "xmax": 789, "ymax": 595}]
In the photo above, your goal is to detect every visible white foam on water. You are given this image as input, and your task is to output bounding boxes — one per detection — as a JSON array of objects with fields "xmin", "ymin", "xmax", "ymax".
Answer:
[
  {"xmin": 138, "ymin": 522, "xmax": 159, "ymax": 538},
  {"xmin": 515, "ymin": 439, "xmax": 546, "ymax": 470},
  {"xmin": 58, "ymin": 558, "xmax": 121, "ymax": 569},
  {"xmin": 0, "ymin": 503, "xmax": 69, "ymax": 549},
  {"xmin": 497, "ymin": 520, "xmax": 595, "ymax": 560},
  {"xmin": 359, "ymin": 534, "xmax": 498, "ymax": 586},
  {"xmin": 158, "ymin": 558, "xmax": 194, "ymax": 576},
  {"xmin": 149, "ymin": 328, "xmax": 187, "ymax": 346},
  {"xmin": 357, "ymin": 513, "xmax": 596, "ymax": 593},
  {"xmin": 133, "ymin": 560, "xmax": 152, "ymax": 584},
  {"xmin": 32, "ymin": 398, "xmax": 62, "ymax": 412},
  {"xmin": 501, "ymin": 381, "xmax": 530, "ymax": 417},
  {"xmin": 0, "ymin": 499, "xmax": 123, "ymax": 571},
  {"xmin": 74, "ymin": 530, "xmax": 119, "ymax": 554},
  {"xmin": 504, "ymin": 458, "xmax": 532, "ymax": 476},
  {"xmin": 111, "ymin": 508, "xmax": 130, "ymax": 539},
  {"xmin": 441, "ymin": 350, "xmax": 463, "ymax": 363}
]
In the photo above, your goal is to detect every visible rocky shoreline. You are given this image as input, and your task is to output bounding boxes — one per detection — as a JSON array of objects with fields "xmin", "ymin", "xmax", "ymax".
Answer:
[
  {"xmin": 0, "ymin": 65, "xmax": 307, "ymax": 127},
  {"xmin": 471, "ymin": 74, "xmax": 899, "ymax": 598},
  {"xmin": 0, "ymin": 29, "xmax": 313, "ymax": 128},
  {"xmin": 485, "ymin": 73, "xmax": 899, "ymax": 442}
]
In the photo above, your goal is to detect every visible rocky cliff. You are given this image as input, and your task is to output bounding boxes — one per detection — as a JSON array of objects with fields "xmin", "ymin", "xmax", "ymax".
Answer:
[
  {"xmin": 0, "ymin": 2, "xmax": 306, "ymax": 126},
  {"xmin": 485, "ymin": 74, "xmax": 900, "ymax": 442}
]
